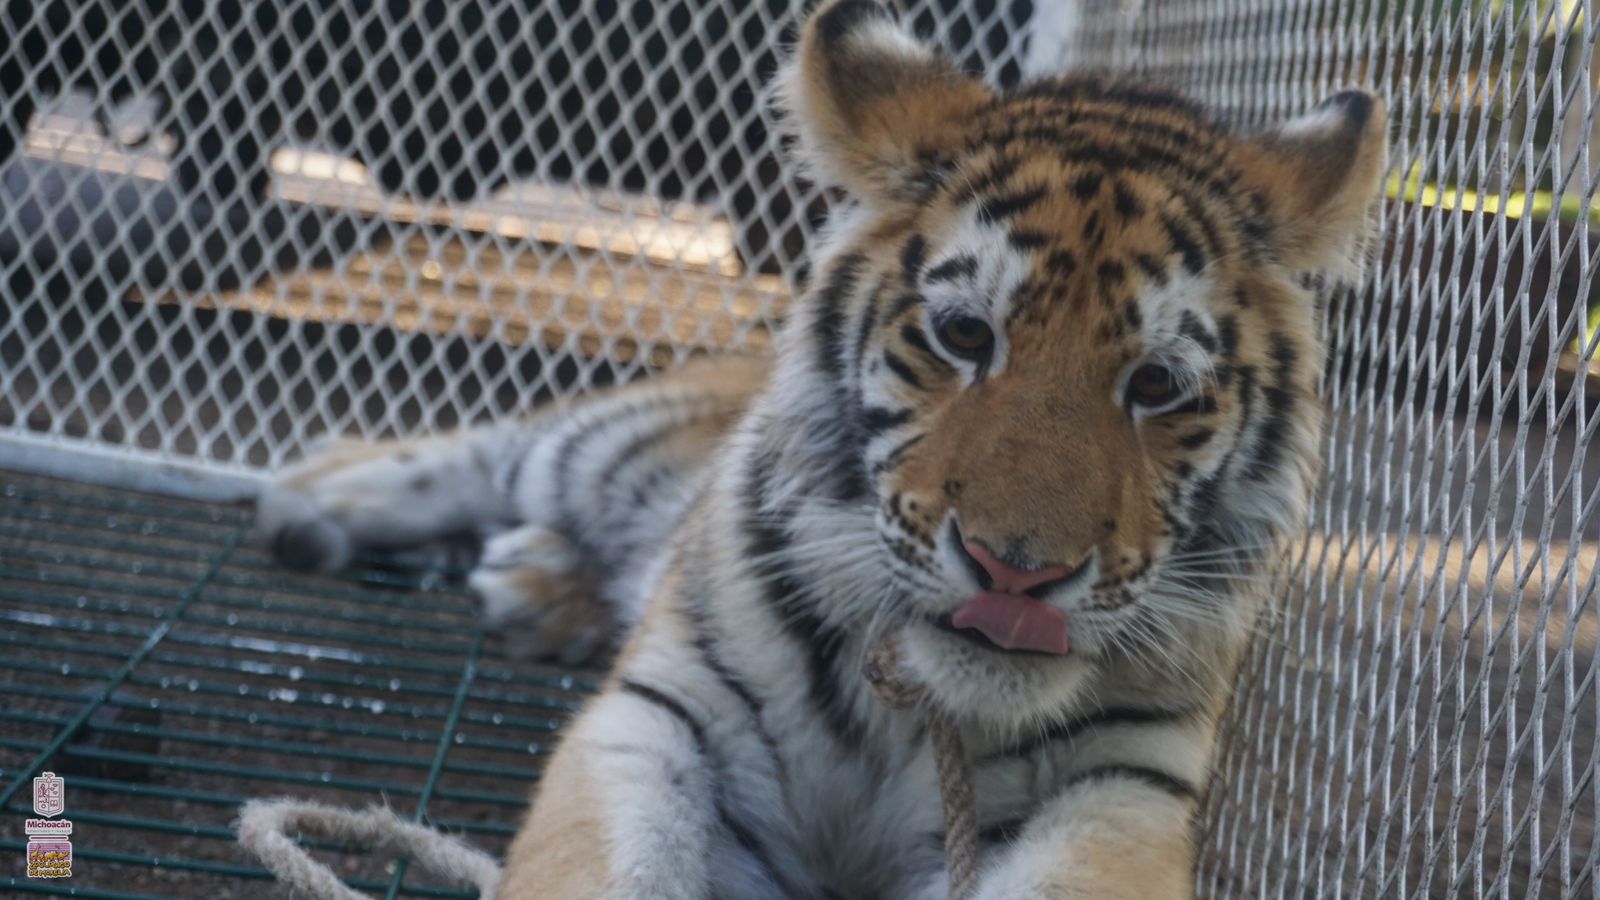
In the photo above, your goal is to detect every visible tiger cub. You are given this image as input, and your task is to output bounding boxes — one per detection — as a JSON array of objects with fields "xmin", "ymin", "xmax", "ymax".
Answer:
[{"xmin": 258, "ymin": 1, "xmax": 1386, "ymax": 895}]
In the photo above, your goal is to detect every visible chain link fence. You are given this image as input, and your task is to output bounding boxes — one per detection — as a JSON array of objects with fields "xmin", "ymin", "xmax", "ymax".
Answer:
[
  {"xmin": 1, "ymin": 0, "xmax": 1597, "ymax": 897},
  {"xmin": 0, "ymin": 0, "xmax": 1027, "ymax": 490},
  {"xmin": 1049, "ymin": 1, "xmax": 1600, "ymax": 896}
]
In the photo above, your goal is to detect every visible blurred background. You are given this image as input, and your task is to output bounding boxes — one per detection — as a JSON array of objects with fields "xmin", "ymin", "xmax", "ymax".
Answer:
[{"xmin": 0, "ymin": 0, "xmax": 1033, "ymax": 490}]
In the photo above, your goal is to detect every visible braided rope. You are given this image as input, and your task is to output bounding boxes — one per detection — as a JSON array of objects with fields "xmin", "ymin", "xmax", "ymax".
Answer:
[
  {"xmin": 864, "ymin": 636, "xmax": 979, "ymax": 900},
  {"xmin": 236, "ymin": 798, "xmax": 502, "ymax": 899}
]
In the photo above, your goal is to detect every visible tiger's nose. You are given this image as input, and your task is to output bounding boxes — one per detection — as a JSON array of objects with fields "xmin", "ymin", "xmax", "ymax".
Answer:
[{"xmin": 957, "ymin": 535, "xmax": 1078, "ymax": 596}]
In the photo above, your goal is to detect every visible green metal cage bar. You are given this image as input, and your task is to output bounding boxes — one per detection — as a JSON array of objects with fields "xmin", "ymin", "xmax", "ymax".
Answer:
[
  {"xmin": 0, "ymin": 473, "xmax": 594, "ymax": 897},
  {"xmin": 0, "ymin": 524, "xmax": 247, "ymax": 809}
]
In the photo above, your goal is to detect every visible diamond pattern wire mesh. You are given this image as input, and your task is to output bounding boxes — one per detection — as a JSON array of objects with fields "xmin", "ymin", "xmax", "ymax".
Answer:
[
  {"xmin": 1, "ymin": 0, "xmax": 1597, "ymax": 898},
  {"xmin": 0, "ymin": 0, "xmax": 1031, "ymax": 476},
  {"xmin": 1046, "ymin": 1, "xmax": 1600, "ymax": 897}
]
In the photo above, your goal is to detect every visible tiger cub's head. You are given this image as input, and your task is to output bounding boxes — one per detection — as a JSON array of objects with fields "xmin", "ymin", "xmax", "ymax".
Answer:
[{"xmin": 772, "ymin": 1, "xmax": 1387, "ymax": 721}]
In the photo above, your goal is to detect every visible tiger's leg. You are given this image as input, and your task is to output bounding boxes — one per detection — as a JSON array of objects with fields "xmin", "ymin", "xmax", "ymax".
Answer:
[
  {"xmin": 468, "ymin": 525, "xmax": 611, "ymax": 664},
  {"xmin": 256, "ymin": 428, "xmax": 524, "ymax": 573},
  {"xmin": 972, "ymin": 774, "xmax": 1201, "ymax": 900},
  {"xmin": 498, "ymin": 688, "xmax": 719, "ymax": 899},
  {"xmin": 498, "ymin": 630, "xmax": 801, "ymax": 900}
]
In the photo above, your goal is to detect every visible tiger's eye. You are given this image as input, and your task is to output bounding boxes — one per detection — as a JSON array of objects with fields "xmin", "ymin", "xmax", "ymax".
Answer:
[
  {"xmin": 1127, "ymin": 364, "xmax": 1182, "ymax": 408},
  {"xmin": 936, "ymin": 316, "xmax": 995, "ymax": 360}
]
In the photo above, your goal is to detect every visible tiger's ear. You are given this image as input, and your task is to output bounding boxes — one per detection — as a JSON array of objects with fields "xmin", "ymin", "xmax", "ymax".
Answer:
[
  {"xmin": 783, "ymin": 0, "xmax": 991, "ymax": 205},
  {"xmin": 1237, "ymin": 90, "xmax": 1389, "ymax": 278}
]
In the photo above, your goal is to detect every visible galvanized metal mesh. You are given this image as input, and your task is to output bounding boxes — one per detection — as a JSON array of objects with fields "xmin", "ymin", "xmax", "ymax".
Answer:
[
  {"xmin": 0, "ymin": 0, "xmax": 1031, "ymax": 486},
  {"xmin": 0, "ymin": 470, "xmax": 594, "ymax": 897},
  {"xmin": 1045, "ymin": 1, "xmax": 1600, "ymax": 897},
  {"xmin": 1, "ymin": 1, "xmax": 1597, "ymax": 898}
]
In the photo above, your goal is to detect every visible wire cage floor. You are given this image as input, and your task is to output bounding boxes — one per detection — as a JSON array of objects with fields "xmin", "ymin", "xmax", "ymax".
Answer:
[{"xmin": 0, "ymin": 469, "xmax": 596, "ymax": 898}]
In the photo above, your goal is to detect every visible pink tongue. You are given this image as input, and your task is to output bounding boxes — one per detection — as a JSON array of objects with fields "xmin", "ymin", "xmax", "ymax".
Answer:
[{"xmin": 951, "ymin": 592, "xmax": 1070, "ymax": 655}]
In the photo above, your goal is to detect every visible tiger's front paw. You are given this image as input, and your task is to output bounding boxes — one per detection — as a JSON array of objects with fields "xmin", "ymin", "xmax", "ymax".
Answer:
[{"xmin": 469, "ymin": 527, "xmax": 612, "ymax": 665}]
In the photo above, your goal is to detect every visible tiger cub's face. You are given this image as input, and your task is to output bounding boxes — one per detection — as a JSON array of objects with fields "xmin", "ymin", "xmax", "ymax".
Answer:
[{"xmin": 781, "ymin": 2, "xmax": 1388, "ymax": 722}]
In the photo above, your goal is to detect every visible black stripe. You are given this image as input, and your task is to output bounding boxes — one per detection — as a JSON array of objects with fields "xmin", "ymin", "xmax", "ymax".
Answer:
[
  {"xmin": 998, "ymin": 118, "xmax": 1235, "ymax": 204},
  {"xmin": 883, "ymin": 350, "xmax": 924, "ymax": 390},
  {"xmin": 900, "ymin": 234, "xmax": 927, "ymax": 286},
  {"xmin": 551, "ymin": 413, "xmax": 613, "ymax": 493},
  {"xmin": 1017, "ymin": 137, "xmax": 1256, "ymax": 254},
  {"xmin": 741, "ymin": 467, "xmax": 862, "ymax": 750},
  {"xmin": 912, "ymin": 148, "xmax": 952, "ymax": 199},
  {"xmin": 1064, "ymin": 764, "xmax": 1198, "ymax": 800},
  {"xmin": 1044, "ymin": 249, "xmax": 1078, "ymax": 280},
  {"xmin": 808, "ymin": 259, "xmax": 871, "ymax": 501},
  {"xmin": 1179, "ymin": 429, "xmax": 1214, "ymax": 450},
  {"xmin": 1216, "ymin": 313, "xmax": 1239, "ymax": 359},
  {"xmin": 1072, "ymin": 170, "xmax": 1103, "ymax": 199},
  {"xmin": 1009, "ymin": 228, "xmax": 1050, "ymax": 250},
  {"xmin": 628, "ymin": 466, "xmax": 673, "ymax": 512},
  {"xmin": 677, "ymin": 559, "xmax": 784, "ymax": 774},
  {"xmin": 988, "ymin": 706, "xmax": 1191, "ymax": 761},
  {"xmin": 590, "ymin": 412, "xmax": 716, "ymax": 561},
  {"xmin": 621, "ymin": 680, "xmax": 708, "ymax": 746},
  {"xmin": 1082, "ymin": 210, "xmax": 1103, "ymax": 244},
  {"xmin": 1006, "ymin": 278, "xmax": 1048, "ymax": 327},
  {"xmin": 1113, "ymin": 180, "xmax": 1144, "ymax": 218},
  {"xmin": 872, "ymin": 432, "xmax": 925, "ymax": 475},
  {"xmin": 619, "ymin": 677, "xmax": 795, "ymax": 894},
  {"xmin": 1177, "ymin": 310, "xmax": 1218, "ymax": 353},
  {"xmin": 1097, "ymin": 260, "xmax": 1127, "ymax": 291},
  {"xmin": 501, "ymin": 440, "xmax": 534, "ymax": 505},
  {"xmin": 1161, "ymin": 213, "xmax": 1206, "ymax": 274},
  {"xmin": 962, "ymin": 152, "xmax": 1021, "ymax": 196},
  {"xmin": 812, "ymin": 254, "xmax": 867, "ymax": 384},
  {"xmin": 1050, "ymin": 111, "xmax": 1227, "ymax": 172},
  {"xmin": 852, "ymin": 278, "xmax": 886, "ymax": 379},
  {"xmin": 602, "ymin": 403, "xmax": 707, "ymax": 480},
  {"xmin": 985, "ymin": 125, "xmax": 1237, "ymax": 207},
  {"xmin": 1185, "ymin": 365, "xmax": 1255, "ymax": 531},
  {"xmin": 1244, "ymin": 332, "xmax": 1299, "ymax": 482},
  {"xmin": 1175, "ymin": 189, "xmax": 1225, "ymax": 261},
  {"xmin": 898, "ymin": 324, "xmax": 941, "ymax": 360},
  {"xmin": 859, "ymin": 405, "xmax": 913, "ymax": 438},
  {"xmin": 1102, "ymin": 82, "xmax": 1208, "ymax": 116},
  {"xmin": 690, "ymin": 637, "xmax": 774, "ymax": 760},
  {"xmin": 978, "ymin": 185, "xmax": 1047, "ymax": 222},
  {"xmin": 1240, "ymin": 191, "xmax": 1273, "ymax": 255},
  {"xmin": 550, "ymin": 403, "xmax": 649, "ymax": 521},
  {"xmin": 994, "ymin": 116, "xmax": 1235, "ymax": 198},
  {"xmin": 550, "ymin": 400, "xmax": 703, "ymax": 565},
  {"xmin": 925, "ymin": 255, "xmax": 978, "ymax": 284},
  {"xmin": 1133, "ymin": 253, "xmax": 1168, "ymax": 285},
  {"xmin": 886, "ymin": 292, "xmax": 925, "ymax": 320},
  {"xmin": 722, "ymin": 814, "xmax": 792, "ymax": 895}
]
